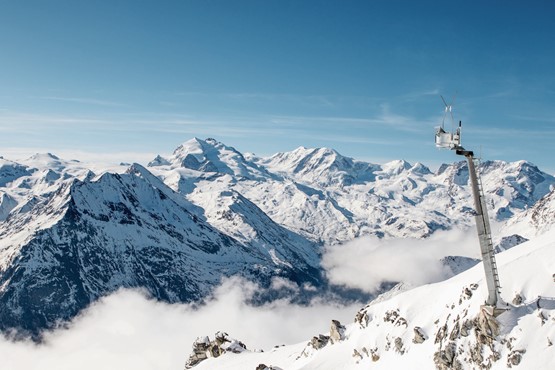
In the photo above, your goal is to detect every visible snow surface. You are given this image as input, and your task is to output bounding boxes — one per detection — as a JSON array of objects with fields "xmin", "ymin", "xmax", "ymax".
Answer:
[
  {"xmin": 149, "ymin": 138, "xmax": 555, "ymax": 245},
  {"xmin": 193, "ymin": 229, "xmax": 555, "ymax": 369}
]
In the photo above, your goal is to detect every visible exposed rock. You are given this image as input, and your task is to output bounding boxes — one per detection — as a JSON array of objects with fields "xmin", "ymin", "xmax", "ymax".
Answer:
[
  {"xmin": 512, "ymin": 293, "xmax": 523, "ymax": 305},
  {"xmin": 507, "ymin": 349, "xmax": 526, "ymax": 367},
  {"xmin": 255, "ymin": 366, "xmax": 283, "ymax": 370},
  {"xmin": 434, "ymin": 342, "xmax": 462, "ymax": 370},
  {"xmin": 298, "ymin": 332, "xmax": 331, "ymax": 359},
  {"xmin": 469, "ymin": 342, "xmax": 483, "ymax": 365},
  {"xmin": 435, "ymin": 324, "xmax": 448, "ymax": 344},
  {"xmin": 369, "ymin": 347, "xmax": 380, "ymax": 362},
  {"xmin": 355, "ymin": 310, "xmax": 369, "ymax": 328},
  {"xmin": 444, "ymin": 342, "xmax": 456, "ymax": 364},
  {"xmin": 394, "ymin": 337, "xmax": 405, "ymax": 354},
  {"xmin": 475, "ymin": 308, "xmax": 500, "ymax": 342},
  {"xmin": 184, "ymin": 336, "xmax": 210, "ymax": 368},
  {"xmin": 463, "ymin": 287, "xmax": 473, "ymax": 299},
  {"xmin": 538, "ymin": 310, "xmax": 547, "ymax": 325},
  {"xmin": 460, "ymin": 319, "xmax": 474, "ymax": 337},
  {"xmin": 309, "ymin": 334, "xmax": 330, "ymax": 350},
  {"xmin": 413, "ymin": 326, "xmax": 426, "ymax": 344},
  {"xmin": 352, "ymin": 348, "xmax": 363, "ymax": 361},
  {"xmin": 457, "ymin": 287, "xmax": 474, "ymax": 305},
  {"xmin": 449, "ymin": 320, "xmax": 461, "ymax": 340},
  {"xmin": 383, "ymin": 309, "xmax": 408, "ymax": 327},
  {"xmin": 184, "ymin": 332, "xmax": 246, "ymax": 369},
  {"xmin": 490, "ymin": 349, "xmax": 502, "ymax": 363},
  {"xmin": 330, "ymin": 320, "xmax": 346, "ymax": 343},
  {"xmin": 396, "ymin": 317, "xmax": 408, "ymax": 327},
  {"xmin": 384, "ymin": 309, "xmax": 400, "ymax": 323},
  {"xmin": 505, "ymin": 336, "xmax": 516, "ymax": 351}
]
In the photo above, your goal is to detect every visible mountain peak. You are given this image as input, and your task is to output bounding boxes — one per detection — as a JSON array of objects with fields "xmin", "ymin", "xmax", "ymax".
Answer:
[
  {"xmin": 149, "ymin": 138, "xmax": 269, "ymax": 180},
  {"xmin": 29, "ymin": 152, "xmax": 60, "ymax": 161},
  {"xmin": 147, "ymin": 155, "xmax": 170, "ymax": 167},
  {"xmin": 409, "ymin": 162, "xmax": 432, "ymax": 175},
  {"xmin": 265, "ymin": 146, "xmax": 348, "ymax": 173},
  {"xmin": 380, "ymin": 159, "xmax": 412, "ymax": 176}
]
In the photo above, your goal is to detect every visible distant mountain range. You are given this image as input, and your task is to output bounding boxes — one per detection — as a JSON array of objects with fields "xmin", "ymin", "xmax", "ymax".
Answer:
[{"xmin": 1, "ymin": 138, "xmax": 554, "ymax": 338}]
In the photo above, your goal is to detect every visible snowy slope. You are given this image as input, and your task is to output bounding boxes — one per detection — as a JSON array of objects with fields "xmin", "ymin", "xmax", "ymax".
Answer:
[
  {"xmin": 189, "ymin": 228, "xmax": 555, "ymax": 369},
  {"xmin": 150, "ymin": 139, "xmax": 555, "ymax": 244},
  {"xmin": 0, "ymin": 153, "xmax": 123, "ymax": 224},
  {"xmin": 150, "ymin": 138, "xmax": 272, "ymax": 180},
  {"xmin": 502, "ymin": 187, "xmax": 555, "ymax": 239},
  {"xmin": 0, "ymin": 163, "xmax": 321, "ymax": 338}
]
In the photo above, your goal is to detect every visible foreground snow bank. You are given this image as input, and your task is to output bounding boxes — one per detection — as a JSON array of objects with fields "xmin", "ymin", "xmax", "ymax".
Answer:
[{"xmin": 193, "ymin": 229, "xmax": 555, "ymax": 369}]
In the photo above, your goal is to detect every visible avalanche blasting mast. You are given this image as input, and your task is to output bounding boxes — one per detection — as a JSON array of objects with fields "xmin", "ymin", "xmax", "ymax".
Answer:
[{"xmin": 434, "ymin": 97, "xmax": 505, "ymax": 316}]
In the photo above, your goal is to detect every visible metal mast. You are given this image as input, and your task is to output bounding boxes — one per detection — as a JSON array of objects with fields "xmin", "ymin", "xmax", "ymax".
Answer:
[
  {"xmin": 455, "ymin": 148, "xmax": 501, "ymax": 307},
  {"xmin": 434, "ymin": 97, "xmax": 504, "ymax": 313}
]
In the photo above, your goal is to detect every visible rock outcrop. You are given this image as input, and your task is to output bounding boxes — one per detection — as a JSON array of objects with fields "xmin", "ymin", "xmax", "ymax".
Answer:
[
  {"xmin": 184, "ymin": 332, "xmax": 246, "ymax": 369},
  {"xmin": 330, "ymin": 319, "xmax": 346, "ymax": 343}
]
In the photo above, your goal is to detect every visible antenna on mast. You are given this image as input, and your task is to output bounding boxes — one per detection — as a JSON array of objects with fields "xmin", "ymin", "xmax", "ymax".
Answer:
[
  {"xmin": 440, "ymin": 93, "xmax": 457, "ymax": 131},
  {"xmin": 435, "ymin": 95, "xmax": 461, "ymax": 150}
]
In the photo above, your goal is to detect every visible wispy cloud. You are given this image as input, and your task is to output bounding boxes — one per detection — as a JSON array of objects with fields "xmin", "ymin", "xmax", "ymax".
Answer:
[
  {"xmin": 399, "ymin": 88, "xmax": 441, "ymax": 101},
  {"xmin": 39, "ymin": 96, "xmax": 128, "ymax": 107},
  {"xmin": 172, "ymin": 90, "xmax": 385, "ymax": 110},
  {"xmin": 266, "ymin": 107, "xmax": 431, "ymax": 133},
  {"xmin": 509, "ymin": 114, "xmax": 555, "ymax": 124},
  {"xmin": 0, "ymin": 111, "xmax": 110, "ymax": 126},
  {"xmin": 297, "ymin": 133, "xmax": 407, "ymax": 147}
]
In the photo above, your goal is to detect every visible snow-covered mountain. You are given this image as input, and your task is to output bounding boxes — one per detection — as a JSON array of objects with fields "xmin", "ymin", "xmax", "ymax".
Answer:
[
  {"xmin": 149, "ymin": 138, "xmax": 555, "ymax": 244},
  {"xmin": 0, "ymin": 161, "xmax": 320, "ymax": 338},
  {"xmin": 501, "ymin": 186, "xmax": 555, "ymax": 239},
  {"xmin": 184, "ymin": 228, "xmax": 555, "ymax": 369},
  {"xmin": 1, "ymin": 138, "xmax": 554, "ymax": 339}
]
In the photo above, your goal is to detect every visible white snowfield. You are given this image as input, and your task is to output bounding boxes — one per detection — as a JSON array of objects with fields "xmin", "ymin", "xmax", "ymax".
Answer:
[
  {"xmin": 193, "ymin": 228, "xmax": 555, "ymax": 370},
  {"xmin": 148, "ymin": 138, "xmax": 555, "ymax": 245},
  {"xmin": 2, "ymin": 138, "xmax": 554, "ymax": 251}
]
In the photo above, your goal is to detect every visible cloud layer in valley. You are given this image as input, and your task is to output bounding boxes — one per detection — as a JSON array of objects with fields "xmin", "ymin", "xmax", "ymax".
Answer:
[
  {"xmin": 0, "ymin": 277, "xmax": 359, "ymax": 370},
  {"xmin": 1, "ymin": 229, "xmax": 481, "ymax": 369},
  {"xmin": 322, "ymin": 228, "xmax": 480, "ymax": 293}
]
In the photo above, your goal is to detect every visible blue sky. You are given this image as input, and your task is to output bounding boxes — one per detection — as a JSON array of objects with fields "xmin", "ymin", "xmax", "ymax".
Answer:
[{"xmin": 1, "ymin": 0, "xmax": 554, "ymax": 173}]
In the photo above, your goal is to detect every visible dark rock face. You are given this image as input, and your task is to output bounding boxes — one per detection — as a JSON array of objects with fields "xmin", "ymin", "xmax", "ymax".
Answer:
[
  {"xmin": 495, "ymin": 234, "xmax": 529, "ymax": 253},
  {"xmin": 0, "ymin": 166, "xmax": 322, "ymax": 339}
]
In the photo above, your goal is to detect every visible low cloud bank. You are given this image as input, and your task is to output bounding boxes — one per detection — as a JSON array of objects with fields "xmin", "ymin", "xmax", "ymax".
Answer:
[
  {"xmin": 0, "ymin": 277, "xmax": 359, "ymax": 370},
  {"xmin": 322, "ymin": 228, "xmax": 479, "ymax": 294},
  {"xmin": 1, "ymin": 229, "xmax": 481, "ymax": 369}
]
